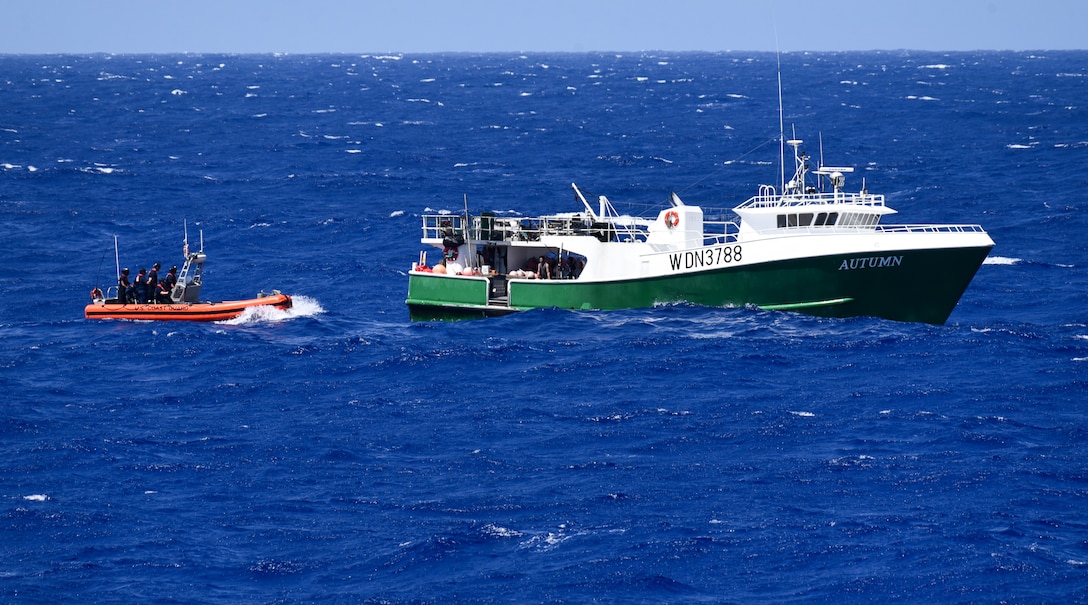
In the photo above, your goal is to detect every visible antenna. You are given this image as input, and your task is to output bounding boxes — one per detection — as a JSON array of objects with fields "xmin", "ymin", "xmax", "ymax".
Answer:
[
  {"xmin": 114, "ymin": 235, "xmax": 120, "ymax": 279},
  {"xmin": 463, "ymin": 193, "xmax": 474, "ymax": 268},
  {"xmin": 774, "ymin": 19, "xmax": 785, "ymax": 193}
]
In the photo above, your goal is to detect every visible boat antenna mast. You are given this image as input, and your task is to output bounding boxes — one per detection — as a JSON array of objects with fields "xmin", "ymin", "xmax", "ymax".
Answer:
[
  {"xmin": 775, "ymin": 25, "xmax": 786, "ymax": 195},
  {"xmin": 463, "ymin": 193, "xmax": 475, "ymax": 269}
]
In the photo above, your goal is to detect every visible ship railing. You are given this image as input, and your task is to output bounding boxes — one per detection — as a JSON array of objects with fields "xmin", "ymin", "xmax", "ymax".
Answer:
[
  {"xmin": 745, "ymin": 223, "xmax": 988, "ymax": 238},
  {"xmin": 421, "ymin": 214, "xmax": 470, "ymax": 241},
  {"xmin": 422, "ymin": 213, "xmax": 651, "ymax": 244},
  {"xmin": 874, "ymin": 224, "xmax": 988, "ymax": 234},
  {"xmin": 737, "ymin": 191, "xmax": 887, "ymax": 209},
  {"xmin": 702, "ymin": 220, "xmax": 741, "ymax": 244}
]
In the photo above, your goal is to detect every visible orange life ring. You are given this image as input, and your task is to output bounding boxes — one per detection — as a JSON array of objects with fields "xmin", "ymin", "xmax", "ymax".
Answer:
[
  {"xmin": 664, "ymin": 210, "xmax": 680, "ymax": 229},
  {"xmin": 90, "ymin": 287, "xmax": 103, "ymax": 301}
]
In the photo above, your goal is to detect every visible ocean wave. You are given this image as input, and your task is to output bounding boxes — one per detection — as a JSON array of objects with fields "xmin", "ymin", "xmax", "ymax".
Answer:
[{"xmin": 215, "ymin": 295, "xmax": 325, "ymax": 325}]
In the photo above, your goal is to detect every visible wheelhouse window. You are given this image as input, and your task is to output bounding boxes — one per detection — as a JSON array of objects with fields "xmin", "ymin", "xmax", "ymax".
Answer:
[{"xmin": 778, "ymin": 212, "xmax": 837, "ymax": 228}]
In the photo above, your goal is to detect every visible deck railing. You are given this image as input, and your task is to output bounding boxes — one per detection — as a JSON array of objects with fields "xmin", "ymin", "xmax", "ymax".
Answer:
[
  {"xmin": 422, "ymin": 214, "xmax": 649, "ymax": 243},
  {"xmin": 421, "ymin": 214, "xmax": 986, "ymax": 246},
  {"xmin": 736, "ymin": 190, "xmax": 887, "ymax": 209}
]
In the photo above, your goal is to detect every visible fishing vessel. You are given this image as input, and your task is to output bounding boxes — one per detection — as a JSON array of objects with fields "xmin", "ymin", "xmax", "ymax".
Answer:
[
  {"xmin": 406, "ymin": 138, "xmax": 994, "ymax": 324},
  {"xmin": 85, "ymin": 229, "xmax": 292, "ymax": 322}
]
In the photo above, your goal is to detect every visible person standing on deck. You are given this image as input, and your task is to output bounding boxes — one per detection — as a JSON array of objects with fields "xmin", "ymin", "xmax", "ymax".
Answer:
[
  {"xmin": 147, "ymin": 263, "xmax": 160, "ymax": 303},
  {"xmin": 117, "ymin": 268, "xmax": 131, "ymax": 304},
  {"xmin": 134, "ymin": 268, "xmax": 148, "ymax": 303},
  {"xmin": 536, "ymin": 256, "xmax": 551, "ymax": 280}
]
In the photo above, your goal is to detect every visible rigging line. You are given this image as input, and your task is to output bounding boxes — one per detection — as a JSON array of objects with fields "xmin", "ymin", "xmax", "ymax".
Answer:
[
  {"xmin": 94, "ymin": 247, "xmax": 107, "ymax": 292},
  {"xmin": 671, "ymin": 135, "xmax": 780, "ymax": 199}
]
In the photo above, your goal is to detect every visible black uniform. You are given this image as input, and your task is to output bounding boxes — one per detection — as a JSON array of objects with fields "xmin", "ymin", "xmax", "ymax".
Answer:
[
  {"xmin": 147, "ymin": 265, "xmax": 159, "ymax": 303},
  {"xmin": 135, "ymin": 269, "xmax": 148, "ymax": 303},
  {"xmin": 117, "ymin": 269, "xmax": 131, "ymax": 304},
  {"xmin": 158, "ymin": 267, "xmax": 177, "ymax": 302}
]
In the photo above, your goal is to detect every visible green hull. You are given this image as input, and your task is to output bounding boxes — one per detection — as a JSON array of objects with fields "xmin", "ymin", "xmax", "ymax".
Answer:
[{"xmin": 407, "ymin": 245, "xmax": 992, "ymax": 324}]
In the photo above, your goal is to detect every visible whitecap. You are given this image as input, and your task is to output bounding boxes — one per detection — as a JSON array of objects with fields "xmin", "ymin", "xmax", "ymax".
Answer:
[
  {"xmin": 24, "ymin": 494, "xmax": 49, "ymax": 502},
  {"xmin": 216, "ymin": 295, "xmax": 325, "ymax": 326},
  {"xmin": 790, "ymin": 411, "xmax": 815, "ymax": 417},
  {"xmin": 1006, "ymin": 143, "xmax": 1036, "ymax": 149},
  {"xmin": 390, "ymin": 210, "xmax": 405, "ymax": 217},
  {"xmin": 170, "ymin": 89, "xmax": 187, "ymax": 96},
  {"xmin": 481, "ymin": 524, "xmax": 522, "ymax": 538},
  {"xmin": 984, "ymin": 256, "xmax": 1020, "ymax": 265}
]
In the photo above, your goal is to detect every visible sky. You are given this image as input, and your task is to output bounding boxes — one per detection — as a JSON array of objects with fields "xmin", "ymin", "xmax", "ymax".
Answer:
[{"xmin": 2, "ymin": 0, "xmax": 1085, "ymax": 54}]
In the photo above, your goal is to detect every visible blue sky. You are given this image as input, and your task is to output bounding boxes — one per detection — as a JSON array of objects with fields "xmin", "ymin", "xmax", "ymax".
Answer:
[{"xmin": 3, "ymin": 0, "xmax": 1085, "ymax": 54}]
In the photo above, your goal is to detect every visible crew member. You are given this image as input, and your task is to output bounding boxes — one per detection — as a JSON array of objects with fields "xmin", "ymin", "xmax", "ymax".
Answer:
[
  {"xmin": 147, "ymin": 263, "xmax": 160, "ymax": 303},
  {"xmin": 536, "ymin": 256, "xmax": 552, "ymax": 280},
  {"xmin": 158, "ymin": 265, "xmax": 177, "ymax": 302},
  {"xmin": 117, "ymin": 268, "xmax": 131, "ymax": 304},
  {"xmin": 134, "ymin": 267, "xmax": 148, "ymax": 303}
]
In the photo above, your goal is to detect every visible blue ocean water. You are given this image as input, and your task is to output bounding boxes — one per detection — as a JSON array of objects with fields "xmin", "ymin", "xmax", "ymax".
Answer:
[{"xmin": 1, "ymin": 51, "xmax": 1087, "ymax": 603}]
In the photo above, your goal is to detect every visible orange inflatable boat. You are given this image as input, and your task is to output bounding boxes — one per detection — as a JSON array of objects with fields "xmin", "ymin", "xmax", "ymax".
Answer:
[
  {"xmin": 86, "ymin": 228, "xmax": 292, "ymax": 322},
  {"xmin": 85, "ymin": 292, "xmax": 292, "ymax": 321}
]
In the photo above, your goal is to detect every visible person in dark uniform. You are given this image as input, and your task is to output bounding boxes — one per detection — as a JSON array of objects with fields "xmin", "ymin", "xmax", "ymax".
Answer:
[
  {"xmin": 134, "ymin": 268, "xmax": 148, "ymax": 303},
  {"xmin": 147, "ymin": 263, "xmax": 160, "ymax": 302},
  {"xmin": 157, "ymin": 265, "xmax": 177, "ymax": 302},
  {"xmin": 117, "ymin": 268, "xmax": 131, "ymax": 304}
]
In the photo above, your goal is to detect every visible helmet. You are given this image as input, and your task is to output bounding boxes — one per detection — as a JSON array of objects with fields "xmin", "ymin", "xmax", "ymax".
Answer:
[{"xmin": 122, "ymin": 268, "xmax": 129, "ymax": 274}]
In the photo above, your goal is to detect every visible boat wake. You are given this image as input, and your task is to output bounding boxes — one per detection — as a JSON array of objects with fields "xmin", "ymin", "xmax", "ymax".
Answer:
[{"xmin": 217, "ymin": 295, "xmax": 325, "ymax": 325}]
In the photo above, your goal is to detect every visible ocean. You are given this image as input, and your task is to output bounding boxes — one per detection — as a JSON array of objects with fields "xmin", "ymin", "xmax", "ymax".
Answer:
[{"xmin": 1, "ymin": 51, "xmax": 1086, "ymax": 603}]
